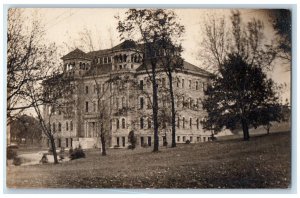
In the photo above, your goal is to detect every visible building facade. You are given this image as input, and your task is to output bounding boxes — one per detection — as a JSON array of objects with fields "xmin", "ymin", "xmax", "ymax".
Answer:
[{"xmin": 42, "ymin": 40, "xmax": 229, "ymax": 149}]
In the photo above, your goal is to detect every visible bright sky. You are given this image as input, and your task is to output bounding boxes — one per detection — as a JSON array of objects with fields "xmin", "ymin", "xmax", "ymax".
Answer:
[{"xmin": 21, "ymin": 8, "xmax": 291, "ymax": 103}]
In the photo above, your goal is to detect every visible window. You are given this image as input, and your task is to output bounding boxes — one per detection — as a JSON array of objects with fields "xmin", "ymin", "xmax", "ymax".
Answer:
[
  {"xmin": 183, "ymin": 117, "xmax": 185, "ymax": 129},
  {"xmin": 188, "ymin": 80, "xmax": 191, "ymax": 89},
  {"xmin": 183, "ymin": 136, "xmax": 186, "ymax": 142},
  {"xmin": 70, "ymin": 138, "xmax": 73, "ymax": 147},
  {"xmin": 140, "ymin": 117, "xmax": 144, "ymax": 129},
  {"xmin": 182, "ymin": 79, "xmax": 185, "ymax": 88},
  {"xmin": 197, "ymin": 118, "xmax": 199, "ymax": 129},
  {"xmin": 122, "ymin": 137, "xmax": 125, "ymax": 147},
  {"xmin": 122, "ymin": 118, "xmax": 126, "ymax": 129},
  {"xmin": 116, "ymin": 97, "xmax": 119, "ymax": 109},
  {"xmin": 85, "ymin": 102, "xmax": 89, "ymax": 112},
  {"xmin": 139, "ymin": 80, "xmax": 144, "ymax": 90},
  {"xmin": 66, "ymin": 121, "xmax": 69, "ymax": 131},
  {"xmin": 177, "ymin": 136, "xmax": 180, "ymax": 142},
  {"xmin": 190, "ymin": 136, "xmax": 193, "ymax": 142},
  {"xmin": 177, "ymin": 117, "xmax": 180, "ymax": 128},
  {"xmin": 196, "ymin": 81, "xmax": 199, "ymax": 90},
  {"xmin": 116, "ymin": 119, "xmax": 120, "ymax": 129},
  {"xmin": 93, "ymin": 102, "xmax": 97, "ymax": 112},
  {"xmin": 140, "ymin": 97, "xmax": 144, "ymax": 109},
  {"xmin": 58, "ymin": 139, "xmax": 61, "ymax": 147},
  {"xmin": 190, "ymin": 118, "xmax": 192, "ymax": 129},
  {"xmin": 140, "ymin": 137, "xmax": 144, "ymax": 146},
  {"xmin": 197, "ymin": 137, "xmax": 200, "ymax": 142},
  {"xmin": 85, "ymin": 86, "xmax": 88, "ymax": 94},
  {"xmin": 58, "ymin": 122, "xmax": 61, "ymax": 132},
  {"xmin": 66, "ymin": 138, "xmax": 68, "ymax": 147},
  {"xmin": 189, "ymin": 98, "xmax": 193, "ymax": 108},
  {"xmin": 148, "ymin": 136, "xmax": 151, "ymax": 146},
  {"xmin": 148, "ymin": 117, "xmax": 151, "ymax": 129},
  {"xmin": 177, "ymin": 79, "xmax": 180, "ymax": 88},
  {"xmin": 108, "ymin": 57, "xmax": 111, "ymax": 63},
  {"xmin": 117, "ymin": 137, "xmax": 120, "ymax": 146},
  {"xmin": 70, "ymin": 121, "xmax": 73, "ymax": 131}
]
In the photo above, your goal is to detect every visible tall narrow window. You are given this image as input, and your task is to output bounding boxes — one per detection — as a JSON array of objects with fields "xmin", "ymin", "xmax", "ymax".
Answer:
[
  {"xmin": 139, "ymin": 80, "xmax": 144, "ymax": 90},
  {"xmin": 85, "ymin": 86, "xmax": 88, "ymax": 94},
  {"xmin": 85, "ymin": 102, "xmax": 89, "ymax": 112},
  {"xmin": 196, "ymin": 81, "xmax": 199, "ymax": 90},
  {"xmin": 116, "ymin": 119, "xmax": 120, "ymax": 129},
  {"xmin": 66, "ymin": 121, "xmax": 69, "ymax": 131},
  {"xmin": 140, "ymin": 117, "xmax": 144, "ymax": 129},
  {"xmin": 66, "ymin": 138, "xmax": 68, "ymax": 147},
  {"xmin": 58, "ymin": 122, "xmax": 61, "ymax": 132},
  {"xmin": 122, "ymin": 118, "xmax": 126, "ymax": 129},
  {"xmin": 122, "ymin": 97, "xmax": 125, "ymax": 108},
  {"xmin": 148, "ymin": 117, "xmax": 151, "ymax": 129},
  {"xmin": 197, "ymin": 118, "xmax": 199, "ymax": 129},
  {"xmin": 190, "ymin": 118, "xmax": 192, "ymax": 129},
  {"xmin": 188, "ymin": 80, "xmax": 191, "ymax": 89},
  {"xmin": 183, "ymin": 117, "xmax": 185, "ymax": 129},
  {"xmin": 70, "ymin": 121, "xmax": 73, "ymax": 131},
  {"xmin": 140, "ymin": 97, "xmax": 144, "ymax": 109},
  {"xmin": 182, "ymin": 79, "xmax": 185, "ymax": 88},
  {"xmin": 177, "ymin": 117, "xmax": 180, "ymax": 128}
]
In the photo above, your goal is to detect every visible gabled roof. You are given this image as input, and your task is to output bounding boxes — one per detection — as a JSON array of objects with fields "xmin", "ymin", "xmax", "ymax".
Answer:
[{"xmin": 61, "ymin": 48, "xmax": 92, "ymax": 60}]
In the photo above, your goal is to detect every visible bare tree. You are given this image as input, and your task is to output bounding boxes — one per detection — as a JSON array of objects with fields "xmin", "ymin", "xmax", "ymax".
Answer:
[
  {"xmin": 200, "ymin": 10, "xmax": 276, "ymax": 73},
  {"xmin": 117, "ymin": 9, "xmax": 185, "ymax": 152}
]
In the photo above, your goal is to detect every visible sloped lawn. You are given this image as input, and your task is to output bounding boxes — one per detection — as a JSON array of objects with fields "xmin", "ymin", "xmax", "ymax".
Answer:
[{"xmin": 7, "ymin": 131, "xmax": 291, "ymax": 188}]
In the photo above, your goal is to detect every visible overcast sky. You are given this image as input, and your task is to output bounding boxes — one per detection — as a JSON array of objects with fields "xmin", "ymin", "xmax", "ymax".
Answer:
[{"xmin": 20, "ymin": 8, "xmax": 291, "ymax": 103}]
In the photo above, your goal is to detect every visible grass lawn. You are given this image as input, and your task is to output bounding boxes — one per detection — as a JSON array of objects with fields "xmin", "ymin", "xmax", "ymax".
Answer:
[{"xmin": 6, "ymin": 131, "xmax": 291, "ymax": 189}]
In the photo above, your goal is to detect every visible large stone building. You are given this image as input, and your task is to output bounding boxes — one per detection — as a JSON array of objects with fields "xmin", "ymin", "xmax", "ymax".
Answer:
[{"xmin": 43, "ymin": 40, "xmax": 227, "ymax": 149}]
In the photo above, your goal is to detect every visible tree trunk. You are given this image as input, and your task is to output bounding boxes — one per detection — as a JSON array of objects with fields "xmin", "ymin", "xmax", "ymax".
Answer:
[
  {"xmin": 241, "ymin": 118, "xmax": 250, "ymax": 141},
  {"xmin": 167, "ymin": 71, "xmax": 176, "ymax": 148},
  {"xmin": 49, "ymin": 136, "xmax": 58, "ymax": 164},
  {"xmin": 152, "ymin": 65, "xmax": 159, "ymax": 152},
  {"xmin": 100, "ymin": 133, "xmax": 107, "ymax": 156}
]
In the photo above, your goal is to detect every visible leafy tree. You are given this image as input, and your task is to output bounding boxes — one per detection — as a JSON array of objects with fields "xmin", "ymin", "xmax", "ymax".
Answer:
[
  {"xmin": 268, "ymin": 9, "xmax": 291, "ymax": 63},
  {"xmin": 201, "ymin": 53, "xmax": 282, "ymax": 140},
  {"xmin": 10, "ymin": 114, "xmax": 42, "ymax": 145},
  {"xmin": 117, "ymin": 9, "xmax": 184, "ymax": 151}
]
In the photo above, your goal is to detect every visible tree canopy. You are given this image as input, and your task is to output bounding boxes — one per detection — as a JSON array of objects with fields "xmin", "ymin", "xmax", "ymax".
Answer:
[{"xmin": 201, "ymin": 53, "xmax": 283, "ymax": 140}]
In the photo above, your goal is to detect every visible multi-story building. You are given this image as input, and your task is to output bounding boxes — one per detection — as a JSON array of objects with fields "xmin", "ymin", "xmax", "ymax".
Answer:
[{"xmin": 42, "ymin": 40, "xmax": 228, "ymax": 149}]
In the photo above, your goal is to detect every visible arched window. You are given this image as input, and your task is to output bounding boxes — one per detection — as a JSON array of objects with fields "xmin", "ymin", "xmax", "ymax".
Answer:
[
  {"xmin": 121, "ymin": 118, "xmax": 125, "ymax": 129},
  {"xmin": 140, "ymin": 117, "xmax": 144, "ymax": 129},
  {"xmin": 177, "ymin": 117, "xmax": 180, "ymax": 128},
  {"xmin": 182, "ymin": 117, "xmax": 185, "ymax": 129},
  {"xmin": 70, "ymin": 121, "xmax": 73, "ymax": 131},
  {"xmin": 116, "ymin": 119, "xmax": 120, "ymax": 129},
  {"xmin": 58, "ymin": 122, "xmax": 62, "ymax": 132},
  {"xmin": 66, "ymin": 121, "xmax": 69, "ymax": 131}
]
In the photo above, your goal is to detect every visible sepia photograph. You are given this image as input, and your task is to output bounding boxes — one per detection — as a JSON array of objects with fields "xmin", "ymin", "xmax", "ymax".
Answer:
[{"xmin": 5, "ymin": 7, "xmax": 292, "ymax": 190}]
